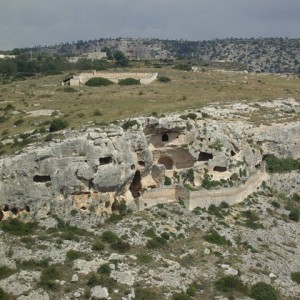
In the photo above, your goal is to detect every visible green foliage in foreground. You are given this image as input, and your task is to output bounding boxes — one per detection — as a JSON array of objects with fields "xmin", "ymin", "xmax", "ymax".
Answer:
[
  {"xmin": 203, "ymin": 230, "xmax": 232, "ymax": 246},
  {"xmin": 214, "ymin": 276, "xmax": 246, "ymax": 293},
  {"xmin": 250, "ymin": 282, "xmax": 278, "ymax": 300},
  {"xmin": 39, "ymin": 265, "xmax": 63, "ymax": 290},
  {"xmin": 0, "ymin": 219, "xmax": 38, "ymax": 236},
  {"xmin": 85, "ymin": 77, "xmax": 114, "ymax": 86},
  {"xmin": 0, "ymin": 266, "xmax": 15, "ymax": 280},
  {"xmin": 0, "ymin": 288, "xmax": 13, "ymax": 300},
  {"xmin": 118, "ymin": 78, "xmax": 140, "ymax": 85},
  {"xmin": 264, "ymin": 156, "xmax": 299, "ymax": 173},
  {"xmin": 291, "ymin": 272, "xmax": 300, "ymax": 284},
  {"xmin": 49, "ymin": 118, "xmax": 68, "ymax": 132}
]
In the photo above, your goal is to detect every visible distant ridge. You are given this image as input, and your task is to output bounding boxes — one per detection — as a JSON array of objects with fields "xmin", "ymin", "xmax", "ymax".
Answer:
[{"xmin": 17, "ymin": 37, "xmax": 300, "ymax": 73}]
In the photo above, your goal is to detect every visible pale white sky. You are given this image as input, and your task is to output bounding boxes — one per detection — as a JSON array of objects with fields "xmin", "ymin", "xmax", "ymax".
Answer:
[{"xmin": 0, "ymin": 0, "xmax": 299, "ymax": 50}]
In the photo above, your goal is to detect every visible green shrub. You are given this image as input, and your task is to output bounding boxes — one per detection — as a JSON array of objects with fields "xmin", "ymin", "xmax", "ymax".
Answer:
[
  {"xmin": 250, "ymin": 282, "xmax": 278, "ymax": 300},
  {"xmin": 66, "ymin": 250, "xmax": 82, "ymax": 261},
  {"xmin": 289, "ymin": 208, "xmax": 300, "ymax": 222},
  {"xmin": 110, "ymin": 240, "xmax": 130, "ymax": 253},
  {"xmin": 172, "ymin": 292, "xmax": 191, "ymax": 300},
  {"xmin": 161, "ymin": 232, "xmax": 170, "ymax": 240},
  {"xmin": 203, "ymin": 230, "xmax": 232, "ymax": 246},
  {"xmin": 98, "ymin": 264, "xmax": 111, "ymax": 275},
  {"xmin": 93, "ymin": 109, "xmax": 103, "ymax": 116},
  {"xmin": 0, "ymin": 288, "xmax": 12, "ymax": 300},
  {"xmin": 291, "ymin": 272, "xmax": 300, "ymax": 284},
  {"xmin": 122, "ymin": 119, "xmax": 139, "ymax": 130},
  {"xmin": 173, "ymin": 64, "xmax": 192, "ymax": 71},
  {"xmin": 146, "ymin": 236, "xmax": 167, "ymax": 249},
  {"xmin": 63, "ymin": 86, "xmax": 77, "ymax": 93},
  {"xmin": 86, "ymin": 77, "xmax": 114, "ymax": 86},
  {"xmin": 101, "ymin": 231, "xmax": 119, "ymax": 243},
  {"xmin": 39, "ymin": 265, "xmax": 63, "ymax": 290},
  {"xmin": 164, "ymin": 176, "xmax": 172, "ymax": 185},
  {"xmin": 135, "ymin": 287, "xmax": 162, "ymax": 299},
  {"xmin": 271, "ymin": 201, "xmax": 280, "ymax": 208},
  {"xmin": 214, "ymin": 276, "xmax": 246, "ymax": 293},
  {"xmin": 157, "ymin": 76, "xmax": 171, "ymax": 83},
  {"xmin": 92, "ymin": 240, "xmax": 105, "ymax": 251},
  {"xmin": 137, "ymin": 253, "xmax": 153, "ymax": 263},
  {"xmin": 13, "ymin": 119, "xmax": 24, "ymax": 126},
  {"xmin": 143, "ymin": 228, "xmax": 157, "ymax": 239},
  {"xmin": 49, "ymin": 118, "xmax": 68, "ymax": 132},
  {"xmin": 44, "ymin": 133, "xmax": 53, "ymax": 142},
  {"xmin": 107, "ymin": 213, "xmax": 123, "ymax": 223},
  {"xmin": 0, "ymin": 266, "xmax": 15, "ymax": 280},
  {"xmin": 264, "ymin": 156, "xmax": 299, "ymax": 173},
  {"xmin": 0, "ymin": 219, "xmax": 38, "ymax": 236},
  {"xmin": 118, "ymin": 78, "xmax": 140, "ymax": 85}
]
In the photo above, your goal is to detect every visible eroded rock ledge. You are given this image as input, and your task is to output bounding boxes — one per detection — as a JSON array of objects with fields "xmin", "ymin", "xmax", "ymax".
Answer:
[{"xmin": 1, "ymin": 99, "xmax": 300, "ymax": 220}]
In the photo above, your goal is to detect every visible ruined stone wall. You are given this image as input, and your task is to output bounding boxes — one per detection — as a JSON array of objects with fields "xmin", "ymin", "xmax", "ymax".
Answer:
[
  {"xmin": 137, "ymin": 187, "xmax": 176, "ymax": 210},
  {"xmin": 187, "ymin": 170, "xmax": 269, "ymax": 209}
]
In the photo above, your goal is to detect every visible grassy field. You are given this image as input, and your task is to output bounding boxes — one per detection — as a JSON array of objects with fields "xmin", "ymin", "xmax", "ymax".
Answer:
[{"xmin": 0, "ymin": 65, "xmax": 299, "ymax": 144}]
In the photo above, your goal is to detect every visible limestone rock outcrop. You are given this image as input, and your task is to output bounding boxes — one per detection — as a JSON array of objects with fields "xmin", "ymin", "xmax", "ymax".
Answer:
[{"xmin": 1, "ymin": 104, "xmax": 300, "ymax": 218}]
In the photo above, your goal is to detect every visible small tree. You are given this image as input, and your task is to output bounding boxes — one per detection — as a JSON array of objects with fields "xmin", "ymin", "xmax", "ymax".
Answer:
[{"xmin": 49, "ymin": 119, "xmax": 68, "ymax": 132}]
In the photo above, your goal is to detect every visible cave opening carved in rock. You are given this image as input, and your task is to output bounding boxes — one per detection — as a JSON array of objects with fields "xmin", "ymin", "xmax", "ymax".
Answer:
[
  {"xmin": 129, "ymin": 171, "xmax": 142, "ymax": 198},
  {"xmin": 213, "ymin": 166, "xmax": 227, "ymax": 172},
  {"xmin": 33, "ymin": 175, "xmax": 51, "ymax": 183},
  {"xmin": 198, "ymin": 152, "xmax": 213, "ymax": 161},
  {"xmin": 162, "ymin": 133, "xmax": 169, "ymax": 142},
  {"xmin": 99, "ymin": 157, "xmax": 113, "ymax": 165},
  {"xmin": 158, "ymin": 156, "xmax": 174, "ymax": 170}
]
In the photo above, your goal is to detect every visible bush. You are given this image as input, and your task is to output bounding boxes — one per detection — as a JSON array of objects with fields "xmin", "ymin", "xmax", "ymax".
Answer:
[
  {"xmin": 264, "ymin": 156, "xmax": 299, "ymax": 173},
  {"xmin": 39, "ymin": 265, "xmax": 63, "ymax": 290},
  {"xmin": 122, "ymin": 119, "xmax": 139, "ymax": 130},
  {"xmin": 101, "ymin": 231, "xmax": 119, "ymax": 243},
  {"xmin": 137, "ymin": 253, "xmax": 153, "ymax": 263},
  {"xmin": 92, "ymin": 240, "xmax": 105, "ymax": 251},
  {"xmin": 66, "ymin": 250, "xmax": 82, "ymax": 261},
  {"xmin": 85, "ymin": 77, "xmax": 114, "ymax": 86},
  {"xmin": 172, "ymin": 293, "xmax": 191, "ymax": 300},
  {"xmin": 0, "ymin": 219, "xmax": 38, "ymax": 236},
  {"xmin": 110, "ymin": 240, "xmax": 130, "ymax": 253},
  {"xmin": 214, "ymin": 276, "xmax": 246, "ymax": 293},
  {"xmin": 291, "ymin": 272, "xmax": 300, "ymax": 284},
  {"xmin": 164, "ymin": 176, "xmax": 172, "ymax": 186},
  {"xmin": 203, "ymin": 230, "xmax": 232, "ymax": 246},
  {"xmin": 118, "ymin": 78, "xmax": 140, "ymax": 86},
  {"xmin": 63, "ymin": 86, "xmax": 77, "ymax": 92},
  {"xmin": 161, "ymin": 232, "xmax": 170, "ymax": 240},
  {"xmin": 13, "ymin": 119, "xmax": 24, "ymax": 126},
  {"xmin": 0, "ymin": 266, "xmax": 15, "ymax": 280},
  {"xmin": 173, "ymin": 64, "xmax": 192, "ymax": 71},
  {"xmin": 93, "ymin": 109, "xmax": 103, "ymax": 116},
  {"xmin": 49, "ymin": 118, "xmax": 68, "ymax": 132},
  {"xmin": 157, "ymin": 76, "xmax": 171, "ymax": 83},
  {"xmin": 288, "ymin": 208, "xmax": 300, "ymax": 222},
  {"xmin": 135, "ymin": 287, "xmax": 162, "ymax": 299},
  {"xmin": 271, "ymin": 201, "xmax": 280, "ymax": 208},
  {"xmin": 146, "ymin": 236, "xmax": 167, "ymax": 249},
  {"xmin": 98, "ymin": 264, "xmax": 111, "ymax": 275},
  {"xmin": 0, "ymin": 288, "xmax": 12, "ymax": 300},
  {"xmin": 250, "ymin": 282, "xmax": 278, "ymax": 300}
]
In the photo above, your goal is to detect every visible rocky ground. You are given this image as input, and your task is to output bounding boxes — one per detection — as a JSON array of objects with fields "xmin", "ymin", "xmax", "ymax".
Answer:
[{"xmin": 0, "ymin": 183, "xmax": 299, "ymax": 300}]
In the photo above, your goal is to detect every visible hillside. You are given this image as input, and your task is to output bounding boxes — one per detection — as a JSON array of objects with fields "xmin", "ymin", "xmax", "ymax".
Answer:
[{"xmin": 18, "ymin": 37, "xmax": 300, "ymax": 73}]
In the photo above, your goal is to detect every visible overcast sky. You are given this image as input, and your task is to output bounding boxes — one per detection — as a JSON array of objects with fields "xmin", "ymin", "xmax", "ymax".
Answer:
[{"xmin": 0, "ymin": 0, "xmax": 299, "ymax": 50}]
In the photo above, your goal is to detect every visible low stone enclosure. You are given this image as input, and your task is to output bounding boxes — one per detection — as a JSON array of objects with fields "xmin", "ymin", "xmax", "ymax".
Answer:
[
  {"xmin": 62, "ymin": 71, "xmax": 158, "ymax": 86},
  {"xmin": 0, "ymin": 101, "xmax": 300, "ymax": 220}
]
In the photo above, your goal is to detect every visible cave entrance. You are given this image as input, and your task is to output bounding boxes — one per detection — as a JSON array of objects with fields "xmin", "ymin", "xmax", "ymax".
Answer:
[
  {"xmin": 158, "ymin": 156, "xmax": 174, "ymax": 170},
  {"xmin": 129, "ymin": 171, "xmax": 142, "ymax": 198},
  {"xmin": 99, "ymin": 157, "xmax": 112, "ymax": 165},
  {"xmin": 213, "ymin": 166, "xmax": 227, "ymax": 172},
  {"xmin": 33, "ymin": 175, "xmax": 51, "ymax": 183},
  {"xmin": 198, "ymin": 152, "xmax": 213, "ymax": 161},
  {"xmin": 162, "ymin": 133, "xmax": 169, "ymax": 142}
]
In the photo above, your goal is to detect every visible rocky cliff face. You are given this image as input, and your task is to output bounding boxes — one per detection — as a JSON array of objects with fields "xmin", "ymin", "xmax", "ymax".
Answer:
[{"xmin": 1, "ymin": 99, "xmax": 300, "ymax": 220}]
